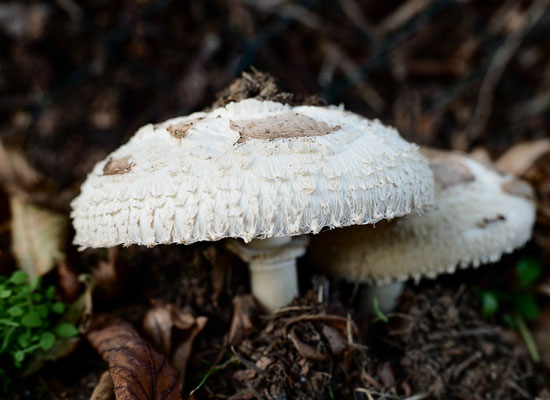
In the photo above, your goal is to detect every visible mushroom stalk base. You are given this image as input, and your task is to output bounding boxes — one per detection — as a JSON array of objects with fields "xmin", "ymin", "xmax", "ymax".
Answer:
[
  {"xmin": 361, "ymin": 281, "xmax": 405, "ymax": 316},
  {"xmin": 226, "ymin": 236, "xmax": 309, "ymax": 313}
]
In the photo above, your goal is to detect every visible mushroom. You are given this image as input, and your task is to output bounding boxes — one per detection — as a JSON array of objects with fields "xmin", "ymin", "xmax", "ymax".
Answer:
[
  {"xmin": 309, "ymin": 149, "xmax": 537, "ymax": 314},
  {"xmin": 71, "ymin": 98, "xmax": 435, "ymax": 312}
]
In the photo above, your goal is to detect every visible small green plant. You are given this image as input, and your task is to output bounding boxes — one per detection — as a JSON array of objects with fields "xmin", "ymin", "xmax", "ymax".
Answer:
[
  {"xmin": 0, "ymin": 270, "xmax": 79, "ymax": 370},
  {"xmin": 372, "ymin": 297, "xmax": 389, "ymax": 323},
  {"xmin": 479, "ymin": 256, "xmax": 543, "ymax": 361}
]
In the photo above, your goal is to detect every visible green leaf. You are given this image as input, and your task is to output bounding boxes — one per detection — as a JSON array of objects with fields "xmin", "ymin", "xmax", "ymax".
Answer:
[
  {"xmin": 7, "ymin": 306, "xmax": 24, "ymax": 317},
  {"xmin": 515, "ymin": 293, "xmax": 540, "ymax": 322},
  {"xmin": 51, "ymin": 302, "xmax": 65, "ymax": 314},
  {"xmin": 34, "ymin": 305, "xmax": 49, "ymax": 319},
  {"xmin": 29, "ymin": 277, "xmax": 40, "ymax": 291},
  {"xmin": 502, "ymin": 313, "xmax": 517, "ymax": 328},
  {"xmin": 481, "ymin": 291, "xmax": 499, "ymax": 316},
  {"xmin": 14, "ymin": 351, "xmax": 25, "ymax": 364},
  {"xmin": 0, "ymin": 288, "xmax": 11, "ymax": 298},
  {"xmin": 45, "ymin": 286, "xmax": 56, "ymax": 300},
  {"xmin": 372, "ymin": 298, "xmax": 389, "ymax": 323},
  {"xmin": 55, "ymin": 323, "xmax": 78, "ymax": 339},
  {"xmin": 17, "ymin": 331, "xmax": 30, "ymax": 348},
  {"xmin": 39, "ymin": 332, "xmax": 55, "ymax": 351},
  {"xmin": 516, "ymin": 257, "xmax": 542, "ymax": 290},
  {"xmin": 21, "ymin": 311, "xmax": 42, "ymax": 328},
  {"xmin": 9, "ymin": 271, "xmax": 28, "ymax": 285}
]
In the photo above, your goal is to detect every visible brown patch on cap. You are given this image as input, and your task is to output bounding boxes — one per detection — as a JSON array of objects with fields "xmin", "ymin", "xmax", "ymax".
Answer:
[
  {"xmin": 103, "ymin": 155, "xmax": 134, "ymax": 176},
  {"xmin": 501, "ymin": 179, "xmax": 535, "ymax": 200},
  {"xmin": 476, "ymin": 214, "xmax": 506, "ymax": 228},
  {"xmin": 167, "ymin": 119, "xmax": 203, "ymax": 139},
  {"xmin": 230, "ymin": 112, "xmax": 340, "ymax": 144},
  {"xmin": 429, "ymin": 158, "xmax": 475, "ymax": 190}
]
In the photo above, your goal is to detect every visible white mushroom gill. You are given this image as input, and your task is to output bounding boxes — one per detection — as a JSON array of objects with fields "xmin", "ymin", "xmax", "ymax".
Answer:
[{"xmin": 71, "ymin": 99, "xmax": 435, "ymax": 312}]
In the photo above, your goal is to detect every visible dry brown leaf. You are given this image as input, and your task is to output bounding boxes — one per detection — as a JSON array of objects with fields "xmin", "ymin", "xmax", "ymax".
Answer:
[
  {"xmin": 0, "ymin": 140, "xmax": 74, "ymax": 212},
  {"xmin": 289, "ymin": 328, "xmax": 329, "ymax": 361},
  {"xmin": 495, "ymin": 139, "xmax": 550, "ymax": 176},
  {"xmin": 143, "ymin": 304, "xmax": 174, "ymax": 356},
  {"xmin": 142, "ymin": 304, "xmax": 208, "ymax": 386},
  {"xmin": 87, "ymin": 320, "xmax": 183, "ymax": 400},
  {"xmin": 171, "ymin": 316, "xmax": 207, "ymax": 378},
  {"xmin": 533, "ymin": 310, "xmax": 550, "ymax": 367},
  {"xmin": 172, "ymin": 309, "xmax": 196, "ymax": 331},
  {"xmin": 90, "ymin": 371, "xmax": 115, "ymax": 400},
  {"xmin": 376, "ymin": 362, "xmax": 396, "ymax": 388},
  {"xmin": 321, "ymin": 324, "xmax": 347, "ymax": 356},
  {"xmin": 58, "ymin": 260, "xmax": 82, "ymax": 302},
  {"xmin": 0, "ymin": 141, "xmax": 42, "ymax": 190},
  {"xmin": 10, "ymin": 195, "xmax": 68, "ymax": 278},
  {"xmin": 226, "ymin": 295, "xmax": 258, "ymax": 345}
]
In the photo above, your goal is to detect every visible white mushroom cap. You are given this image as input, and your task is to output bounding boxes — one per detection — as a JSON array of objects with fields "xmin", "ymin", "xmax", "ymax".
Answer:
[
  {"xmin": 309, "ymin": 150, "xmax": 536, "ymax": 284},
  {"xmin": 71, "ymin": 99, "xmax": 434, "ymax": 249}
]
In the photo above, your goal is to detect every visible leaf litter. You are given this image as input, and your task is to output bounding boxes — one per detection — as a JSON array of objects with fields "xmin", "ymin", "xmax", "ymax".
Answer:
[{"xmin": 87, "ymin": 320, "xmax": 183, "ymax": 400}]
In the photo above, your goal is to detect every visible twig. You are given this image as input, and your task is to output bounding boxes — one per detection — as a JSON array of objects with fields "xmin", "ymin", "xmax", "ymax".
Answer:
[
  {"xmin": 376, "ymin": 0, "xmax": 434, "ymax": 34},
  {"xmin": 230, "ymin": 346, "xmax": 268, "ymax": 377},
  {"xmin": 451, "ymin": 351, "xmax": 482, "ymax": 380},
  {"xmin": 403, "ymin": 394, "xmax": 430, "ymax": 400},
  {"xmin": 427, "ymin": 327, "xmax": 502, "ymax": 340},
  {"xmin": 335, "ymin": 0, "xmax": 377, "ymax": 41},
  {"xmin": 244, "ymin": 381, "xmax": 266, "ymax": 400},
  {"xmin": 467, "ymin": 0, "xmax": 549, "ymax": 141},
  {"xmin": 322, "ymin": 0, "xmax": 455, "ymax": 101},
  {"xmin": 514, "ymin": 314, "xmax": 541, "ymax": 363}
]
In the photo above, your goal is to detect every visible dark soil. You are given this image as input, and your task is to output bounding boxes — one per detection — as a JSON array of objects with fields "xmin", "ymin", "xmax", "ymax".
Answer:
[
  {"xmin": 211, "ymin": 69, "xmax": 325, "ymax": 109},
  {"xmin": 388, "ymin": 284, "xmax": 549, "ymax": 399}
]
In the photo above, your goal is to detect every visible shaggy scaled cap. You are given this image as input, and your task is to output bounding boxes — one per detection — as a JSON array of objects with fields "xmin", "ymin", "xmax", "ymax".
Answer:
[
  {"xmin": 309, "ymin": 149, "xmax": 536, "ymax": 284},
  {"xmin": 71, "ymin": 99, "xmax": 434, "ymax": 248}
]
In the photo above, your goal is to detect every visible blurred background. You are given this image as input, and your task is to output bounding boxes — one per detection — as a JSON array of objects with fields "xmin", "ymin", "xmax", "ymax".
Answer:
[
  {"xmin": 1, "ymin": 2, "xmax": 550, "ymax": 397},
  {"xmin": 1, "ymin": 0, "xmax": 549, "ymax": 196}
]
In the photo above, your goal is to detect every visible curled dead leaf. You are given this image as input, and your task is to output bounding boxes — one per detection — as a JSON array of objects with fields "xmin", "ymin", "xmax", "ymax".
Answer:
[
  {"xmin": 496, "ymin": 139, "xmax": 550, "ymax": 176},
  {"xmin": 0, "ymin": 141, "xmax": 42, "ymax": 190},
  {"xmin": 0, "ymin": 140, "xmax": 72, "ymax": 212},
  {"xmin": 226, "ymin": 295, "xmax": 258, "ymax": 346},
  {"xmin": 171, "ymin": 316, "xmax": 207, "ymax": 378},
  {"xmin": 90, "ymin": 371, "xmax": 115, "ymax": 400},
  {"xmin": 10, "ymin": 195, "xmax": 68, "ymax": 278},
  {"xmin": 289, "ymin": 327, "xmax": 329, "ymax": 361},
  {"xmin": 143, "ymin": 304, "xmax": 174, "ymax": 356},
  {"xmin": 142, "ymin": 303, "xmax": 208, "ymax": 385},
  {"xmin": 87, "ymin": 320, "xmax": 183, "ymax": 400},
  {"xmin": 321, "ymin": 324, "xmax": 347, "ymax": 356}
]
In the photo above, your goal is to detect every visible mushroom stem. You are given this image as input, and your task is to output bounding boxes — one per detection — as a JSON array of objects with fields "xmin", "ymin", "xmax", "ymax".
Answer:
[
  {"xmin": 361, "ymin": 281, "xmax": 405, "ymax": 316},
  {"xmin": 226, "ymin": 236, "xmax": 309, "ymax": 313}
]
